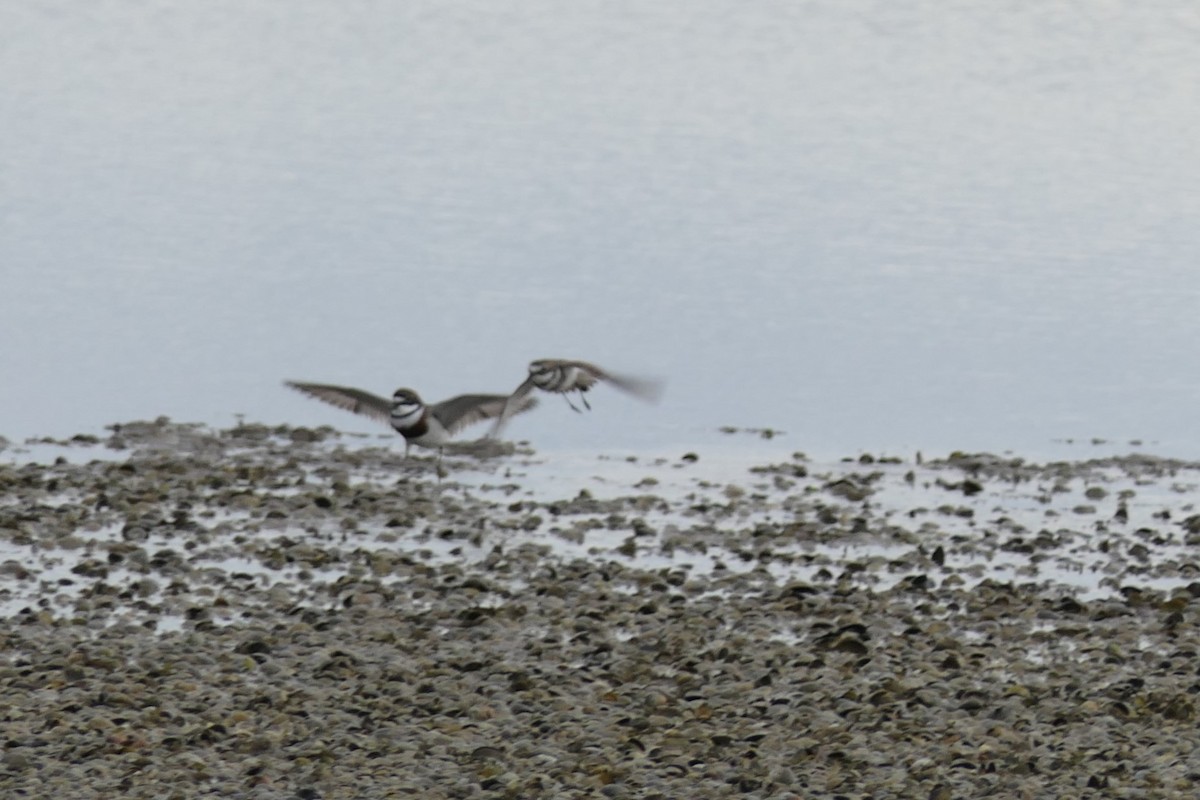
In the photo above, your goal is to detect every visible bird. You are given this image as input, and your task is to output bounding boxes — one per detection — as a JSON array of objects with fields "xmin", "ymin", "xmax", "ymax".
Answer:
[
  {"xmin": 489, "ymin": 359, "xmax": 663, "ymax": 437},
  {"xmin": 285, "ymin": 381, "xmax": 538, "ymax": 457}
]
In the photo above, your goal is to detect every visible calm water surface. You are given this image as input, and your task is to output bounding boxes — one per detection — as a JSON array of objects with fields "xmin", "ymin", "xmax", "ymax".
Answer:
[{"xmin": 3, "ymin": 1, "xmax": 1199, "ymax": 459}]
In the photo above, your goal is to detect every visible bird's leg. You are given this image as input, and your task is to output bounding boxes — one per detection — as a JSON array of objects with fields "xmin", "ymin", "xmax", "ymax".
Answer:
[
  {"xmin": 579, "ymin": 390, "xmax": 591, "ymax": 411},
  {"xmin": 562, "ymin": 394, "xmax": 583, "ymax": 413}
]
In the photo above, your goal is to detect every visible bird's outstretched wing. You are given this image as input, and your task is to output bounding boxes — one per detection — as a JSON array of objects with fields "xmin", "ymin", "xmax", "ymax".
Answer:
[
  {"xmin": 596, "ymin": 370, "xmax": 665, "ymax": 403},
  {"xmin": 434, "ymin": 392, "xmax": 539, "ymax": 437},
  {"xmin": 285, "ymin": 381, "xmax": 393, "ymax": 426},
  {"xmin": 488, "ymin": 376, "xmax": 539, "ymax": 439}
]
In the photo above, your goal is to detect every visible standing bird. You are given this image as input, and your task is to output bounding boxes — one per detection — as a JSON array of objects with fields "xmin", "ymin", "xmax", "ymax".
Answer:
[
  {"xmin": 489, "ymin": 359, "xmax": 663, "ymax": 437},
  {"xmin": 285, "ymin": 381, "xmax": 538, "ymax": 457}
]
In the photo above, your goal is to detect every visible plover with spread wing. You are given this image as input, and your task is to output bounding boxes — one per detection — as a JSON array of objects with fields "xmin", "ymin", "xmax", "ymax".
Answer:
[{"xmin": 286, "ymin": 381, "xmax": 537, "ymax": 457}]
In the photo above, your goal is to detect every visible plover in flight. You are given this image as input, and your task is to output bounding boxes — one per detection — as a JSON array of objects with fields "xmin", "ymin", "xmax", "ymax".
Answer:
[
  {"xmin": 285, "ymin": 381, "xmax": 537, "ymax": 457},
  {"xmin": 489, "ymin": 359, "xmax": 663, "ymax": 437}
]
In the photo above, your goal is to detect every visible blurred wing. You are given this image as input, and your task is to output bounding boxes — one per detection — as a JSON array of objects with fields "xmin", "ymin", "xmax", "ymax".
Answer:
[
  {"xmin": 435, "ymin": 391, "xmax": 539, "ymax": 436},
  {"xmin": 285, "ymin": 381, "xmax": 393, "ymax": 426},
  {"xmin": 602, "ymin": 371, "xmax": 665, "ymax": 403},
  {"xmin": 488, "ymin": 377, "xmax": 539, "ymax": 439}
]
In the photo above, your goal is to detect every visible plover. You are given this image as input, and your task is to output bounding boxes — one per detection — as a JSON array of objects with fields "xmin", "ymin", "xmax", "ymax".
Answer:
[
  {"xmin": 489, "ymin": 359, "xmax": 663, "ymax": 437},
  {"xmin": 285, "ymin": 381, "xmax": 537, "ymax": 456}
]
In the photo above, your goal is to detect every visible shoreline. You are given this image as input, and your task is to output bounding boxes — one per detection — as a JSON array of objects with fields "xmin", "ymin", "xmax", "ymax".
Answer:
[{"xmin": 2, "ymin": 419, "xmax": 1199, "ymax": 797}]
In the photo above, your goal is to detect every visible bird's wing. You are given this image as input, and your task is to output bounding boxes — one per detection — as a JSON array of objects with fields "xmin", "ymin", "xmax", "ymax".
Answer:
[
  {"xmin": 435, "ymin": 391, "xmax": 539, "ymax": 436},
  {"xmin": 488, "ymin": 376, "xmax": 539, "ymax": 439},
  {"xmin": 600, "ymin": 370, "xmax": 665, "ymax": 403},
  {"xmin": 284, "ymin": 381, "xmax": 393, "ymax": 426}
]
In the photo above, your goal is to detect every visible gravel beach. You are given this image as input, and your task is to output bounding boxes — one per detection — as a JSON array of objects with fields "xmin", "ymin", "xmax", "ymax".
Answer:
[{"xmin": 3, "ymin": 419, "xmax": 1200, "ymax": 798}]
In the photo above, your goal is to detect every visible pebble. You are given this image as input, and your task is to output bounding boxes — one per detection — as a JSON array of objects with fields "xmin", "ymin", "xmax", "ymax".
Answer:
[{"xmin": 1, "ymin": 423, "xmax": 1200, "ymax": 797}]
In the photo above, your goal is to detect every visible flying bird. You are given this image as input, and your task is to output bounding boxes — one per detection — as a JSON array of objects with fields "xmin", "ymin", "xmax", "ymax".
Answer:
[{"xmin": 489, "ymin": 359, "xmax": 663, "ymax": 437}]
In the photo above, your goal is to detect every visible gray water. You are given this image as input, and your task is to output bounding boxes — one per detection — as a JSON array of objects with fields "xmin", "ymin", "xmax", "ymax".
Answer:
[{"xmin": 4, "ymin": 1, "xmax": 1200, "ymax": 459}]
